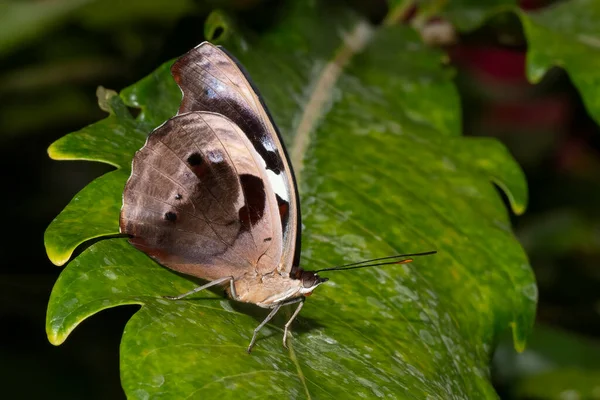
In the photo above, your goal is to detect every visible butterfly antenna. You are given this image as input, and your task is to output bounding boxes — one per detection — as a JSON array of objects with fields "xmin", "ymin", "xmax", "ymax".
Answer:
[{"xmin": 315, "ymin": 251, "xmax": 437, "ymax": 273}]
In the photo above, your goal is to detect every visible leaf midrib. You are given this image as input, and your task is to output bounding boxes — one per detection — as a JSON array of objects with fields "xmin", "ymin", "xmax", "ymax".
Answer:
[{"xmin": 290, "ymin": 20, "xmax": 373, "ymax": 183}]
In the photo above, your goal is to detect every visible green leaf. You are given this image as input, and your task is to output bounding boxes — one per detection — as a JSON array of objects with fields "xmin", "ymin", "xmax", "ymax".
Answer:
[
  {"xmin": 46, "ymin": 1, "xmax": 535, "ymax": 398},
  {"xmin": 519, "ymin": 0, "xmax": 600, "ymax": 126}
]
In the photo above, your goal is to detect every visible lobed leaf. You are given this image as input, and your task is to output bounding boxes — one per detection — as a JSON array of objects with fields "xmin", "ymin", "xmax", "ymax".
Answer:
[
  {"xmin": 519, "ymin": 0, "xmax": 600, "ymax": 127},
  {"xmin": 46, "ymin": 0, "xmax": 535, "ymax": 398},
  {"xmin": 45, "ymin": 170, "xmax": 127, "ymax": 266}
]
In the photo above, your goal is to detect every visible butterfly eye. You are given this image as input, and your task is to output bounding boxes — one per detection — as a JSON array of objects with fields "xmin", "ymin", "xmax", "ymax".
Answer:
[{"xmin": 301, "ymin": 271, "xmax": 324, "ymax": 288}]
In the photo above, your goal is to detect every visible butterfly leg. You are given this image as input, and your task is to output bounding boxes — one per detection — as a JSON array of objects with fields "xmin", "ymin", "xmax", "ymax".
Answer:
[
  {"xmin": 247, "ymin": 302, "xmax": 283, "ymax": 353},
  {"xmin": 228, "ymin": 278, "xmax": 239, "ymax": 301},
  {"xmin": 164, "ymin": 276, "xmax": 233, "ymax": 300},
  {"xmin": 283, "ymin": 298, "xmax": 305, "ymax": 349}
]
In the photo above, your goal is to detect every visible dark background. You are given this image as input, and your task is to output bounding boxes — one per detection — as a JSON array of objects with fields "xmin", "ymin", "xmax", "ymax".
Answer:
[{"xmin": 1, "ymin": 0, "xmax": 598, "ymax": 398}]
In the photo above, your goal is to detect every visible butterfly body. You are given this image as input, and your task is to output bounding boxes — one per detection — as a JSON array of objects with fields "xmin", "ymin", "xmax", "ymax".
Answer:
[{"xmin": 227, "ymin": 271, "xmax": 314, "ymax": 307}]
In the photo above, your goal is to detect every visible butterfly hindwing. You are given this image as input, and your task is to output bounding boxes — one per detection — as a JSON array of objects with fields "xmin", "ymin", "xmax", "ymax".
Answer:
[{"xmin": 120, "ymin": 112, "xmax": 283, "ymax": 280}]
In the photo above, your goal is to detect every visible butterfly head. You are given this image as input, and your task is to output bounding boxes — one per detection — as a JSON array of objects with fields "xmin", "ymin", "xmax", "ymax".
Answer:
[{"xmin": 291, "ymin": 268, "xmax": 328, "ymax": 297}]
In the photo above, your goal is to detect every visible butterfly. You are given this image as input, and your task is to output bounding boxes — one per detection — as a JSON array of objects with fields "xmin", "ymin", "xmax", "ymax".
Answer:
[{"xmin": 119, "ymin": 42, "xmax": 435, "ymax": 352}]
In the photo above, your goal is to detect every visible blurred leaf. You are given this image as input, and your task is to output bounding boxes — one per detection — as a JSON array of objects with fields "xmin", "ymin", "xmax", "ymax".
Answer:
[
  {"xmin": 420, "ymin": 0, "xmax": 516, "ymax": 31},
  {"xmin": 386, "ymin": 0, "xmax": 517, "ymax": 31},
  {"xmin": 519, "ymin": 0, "xmax": 600, "ymax": 126},
  {"xmin": 494, "ymin": 325, "xmax": 600, "ymax": 383},
  {"xmin": 519, "ymin": 211, "xmax": 600, "ymax": 257},
  {"xmin": 76, "ymin": 0, "xmax": 195, "ymax": 29},
  {"xmin": 0, "ymin": 0, "xmax": 240, "ymax": 56},
  {"xmin": 494, "ymin": 325, "xmax": 600, "ymax": 400},
  {"xmin": 0, "ymin": 57, "xmax": 122, "ymax": 94},
  {"xmin": 517, "ymin": 368, "xmax": 600, "ymax": 400},
  {"xmin": 46, "ymin": 0, "xmax": 535, "ymax": 398},
  {"xmin": 0, "ymin": 87, "xmax": 100, "ymax": 139},
  {"xmin": 0, "ymin": 0, "xmax": 92, "ymax": 57}
]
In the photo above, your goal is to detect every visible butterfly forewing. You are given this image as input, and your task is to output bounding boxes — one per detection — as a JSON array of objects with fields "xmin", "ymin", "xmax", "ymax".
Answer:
[
  {"xmin": 171, "ymin": 42, "xmax": 300, "ymax": 272},
  {"xmin": 120, "ymin": 112, "xmax": 283, "ymax": 280}
]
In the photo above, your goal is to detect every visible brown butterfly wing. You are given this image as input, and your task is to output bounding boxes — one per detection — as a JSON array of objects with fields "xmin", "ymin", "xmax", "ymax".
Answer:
[
  {"xmin": 171, "ymin": 42, "xmax": 300, "ymax": 273},
  {"xmin": 120, "ymin": 112, "xmax": 283, "ymax": 280}
]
